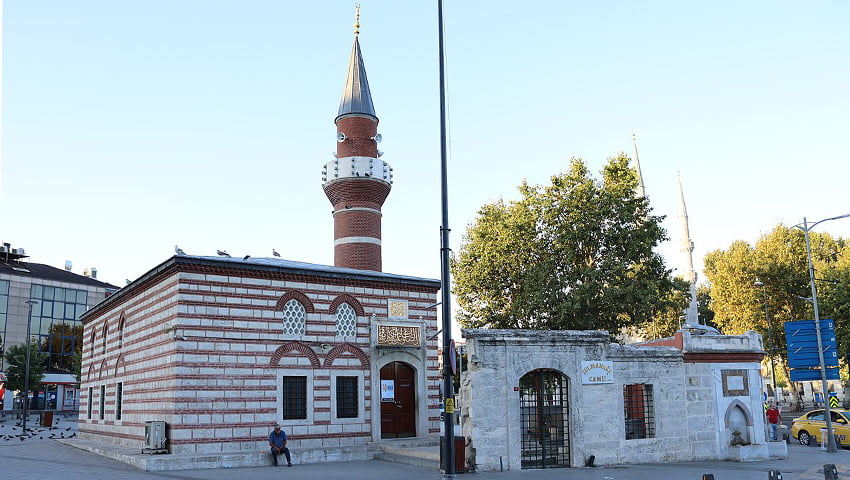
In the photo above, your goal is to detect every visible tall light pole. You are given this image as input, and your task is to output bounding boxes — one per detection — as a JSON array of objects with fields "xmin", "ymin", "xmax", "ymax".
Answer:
[
  {"xmin": 794, "ymin": 213, "xmax": 850, "ymax": 453},
  {"xmin": 754, "ymin": 279, "xmax": 777, "ymax": 399},
  {"xmin": 22, "ymin": 300, "xmax": 37, "ymax": 432},
  {"xmin": 436, "ymin": 0, "xmax": 456, "ymax": 474}
]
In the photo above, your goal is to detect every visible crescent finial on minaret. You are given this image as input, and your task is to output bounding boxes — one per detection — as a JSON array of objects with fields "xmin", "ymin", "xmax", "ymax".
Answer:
[{"xmin": 354, "ymin": 4, "xmax": 361, "ymax": 36}]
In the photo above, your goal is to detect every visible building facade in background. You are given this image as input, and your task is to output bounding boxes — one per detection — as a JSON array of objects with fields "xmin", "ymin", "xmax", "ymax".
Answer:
[{"xmin": 0, "ymin": 243, "xmax": 117, "ymax": 412}]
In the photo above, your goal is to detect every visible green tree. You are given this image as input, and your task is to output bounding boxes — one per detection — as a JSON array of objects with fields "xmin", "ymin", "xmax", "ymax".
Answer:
[
  {"xmin": 703, "ymin": 224, "xmax": 850, "ymax": 407},
  {"xmin": 3, "ymin": 341, "xmax": 48, "ymax": 402},
  {"xmin": 632, "ymin": 276, "xmax": 691, "ymax": 340},
  {"xmin": 71, "ymin": 350, "xmax": 83, "ymax": 385},
  {"xmin": 452, "ymin": 154, "xmax": 676, "ymax": 333}
]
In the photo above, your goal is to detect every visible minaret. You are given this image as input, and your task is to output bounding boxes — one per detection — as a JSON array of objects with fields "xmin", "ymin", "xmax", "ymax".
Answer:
[
  {"xmin": 677, "ymin": 172, "xmax": 699, "ymax": 324},
  {"xmin": 632, "ymin": 131, "xmax": 646, "ymax": 198},
  {"xmin": 322, "ymin": 8, "xmax": 393, "ymax": 271}
]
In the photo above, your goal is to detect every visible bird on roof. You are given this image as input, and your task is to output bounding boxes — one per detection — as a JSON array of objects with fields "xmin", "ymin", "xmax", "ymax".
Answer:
[
  {"xmin": 175, "ymin": 245, "xmax": 186, "ymax": 255},
  {"xmin": 272, "ymin": 249, "xmax": 281, "ymax": 257},
  {"xmin": 243, "ymin": 255, "xmax": 251, "ymax": 261},
  {"xmin": 217, "ymin": 250, "xmax": 230, "ymax": 257},
  {"xmin": 125, "ymin": 279, "xmax": 131, "ymax": 285}
]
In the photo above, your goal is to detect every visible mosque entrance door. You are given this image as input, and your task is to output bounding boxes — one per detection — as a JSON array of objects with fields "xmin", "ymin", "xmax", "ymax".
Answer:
[
  {"xmin": 520, "ymin": 369, "xmax": 570, "ymax": 468},
  {"xmin": 380, "ymin": 361, "xmax": 416, "ymax": 438}
]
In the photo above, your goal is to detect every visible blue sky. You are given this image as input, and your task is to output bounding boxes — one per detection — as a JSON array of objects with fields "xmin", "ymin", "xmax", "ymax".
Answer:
[{"xmin": 2, "ymin": 1, "xmax": 849, "ymax": 305}]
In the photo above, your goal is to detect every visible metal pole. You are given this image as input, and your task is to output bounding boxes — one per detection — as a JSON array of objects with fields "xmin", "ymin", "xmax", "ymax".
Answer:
[
  {"xmin": 803, "ymin": 217, "xmax": 837, "ymax": 452},
  {"xmin": 22, "ymin": 300, "xmax": 36, "ymax": 432},
  {"xmin": 756, "ymin": 282, "xmax": 777, "ymax": 397},
  {"xmin": 436, "ymin": 0, "xmax": 455, "ymax": 475}
]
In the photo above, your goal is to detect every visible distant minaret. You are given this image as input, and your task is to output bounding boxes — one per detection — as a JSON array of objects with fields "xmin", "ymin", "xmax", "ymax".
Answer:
[
  {"xmin": 322, "ymin": 7, "xmax": 393, "ymax": 271},
  {"xmin": 677, "ymin": 172, "xmax": 699, "ymax": 324},
  {"xmin": 631, "ymin": 131, "xmax": 646, "ymax": 198}
]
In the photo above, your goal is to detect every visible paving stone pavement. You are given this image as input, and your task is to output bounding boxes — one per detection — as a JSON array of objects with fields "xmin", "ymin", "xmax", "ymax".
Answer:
[{"xmin": 2, "ymin": 415, "xmax": 850, "ymax": 480}]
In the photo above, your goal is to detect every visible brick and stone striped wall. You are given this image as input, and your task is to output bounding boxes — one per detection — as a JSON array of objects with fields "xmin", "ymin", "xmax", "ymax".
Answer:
[{"xmin": 80, "ymin": 261, "xmax": 440, "ymax": 454}]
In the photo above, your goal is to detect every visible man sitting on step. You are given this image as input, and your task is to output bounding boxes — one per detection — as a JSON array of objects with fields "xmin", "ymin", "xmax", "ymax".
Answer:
[{"xmin": 269, "ymin": 424, "xmax": 292, "ymax": 467}]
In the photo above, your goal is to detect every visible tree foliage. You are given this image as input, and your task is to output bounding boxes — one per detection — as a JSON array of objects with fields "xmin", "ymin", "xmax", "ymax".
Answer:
[
  {"xmin": 704, "ymin": 225, "xmax": 848, "ymax": 341},
  {"xmin": 3, "ymin": 341, "xmax": 48, "ymax": 395},
  {"xmin": 451, "ymin": 154, "xmax": 677, "ymax": 333},
  {"xmin": 703, "ymin": 224, "xmax": 850, "ymax": 396}
]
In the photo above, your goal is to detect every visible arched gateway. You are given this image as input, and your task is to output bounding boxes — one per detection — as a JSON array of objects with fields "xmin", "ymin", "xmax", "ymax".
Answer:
[{"xmin": 519, "ymin": 369, "xmax": 570, "ymax": 468}]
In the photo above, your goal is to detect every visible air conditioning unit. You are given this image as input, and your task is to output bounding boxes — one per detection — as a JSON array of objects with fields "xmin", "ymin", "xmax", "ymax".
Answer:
[
  {"xmin": 143, "ymin": 421, "xmax": 168, "ymax": 454},
  {"xmin": 0, "ymin": 246, "xmax": 7, "ymax": 253}
]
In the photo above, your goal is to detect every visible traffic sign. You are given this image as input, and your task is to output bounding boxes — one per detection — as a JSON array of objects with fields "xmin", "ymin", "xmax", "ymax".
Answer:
[
  {"xmin": 787, "ymin": 349, "xmax": 839, "ymax": 368},
  {"xmin": 790, "ymin": 367, "xmax": 840, "ymax": 382},
  {"xmin": 785, "ymin": 320, "xmax": 839, "ymax": 378}
]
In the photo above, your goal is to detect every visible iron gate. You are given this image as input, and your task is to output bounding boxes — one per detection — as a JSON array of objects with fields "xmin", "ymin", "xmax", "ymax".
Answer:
[{"xmin": 519, "ymin": 369, "xmax": 570, "ymax": 469}]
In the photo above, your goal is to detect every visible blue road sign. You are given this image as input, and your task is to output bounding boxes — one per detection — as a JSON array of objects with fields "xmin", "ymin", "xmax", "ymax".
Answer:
[
  {"xmin": 787, "ymin": 349, "xmax": 839, "ymax": 368},
  {"xmin": 785, "ymin": 319, "xmax": 839, "ymax": 379},
  {"xmin": 791, "ymin": 367, "xmax": 840, "ymax": 382}
]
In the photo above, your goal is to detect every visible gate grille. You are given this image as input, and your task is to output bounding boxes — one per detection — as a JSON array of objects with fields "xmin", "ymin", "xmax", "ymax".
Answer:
[{"xmin": 520, "ymin": 369, "xmax": 570, "ymax": 469}]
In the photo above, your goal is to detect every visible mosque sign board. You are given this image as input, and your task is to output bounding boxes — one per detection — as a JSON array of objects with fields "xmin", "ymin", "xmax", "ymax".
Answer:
[
  {"xmin": 377, "ymin": 324, "xmax": 421, "ymax": 347},
  {"xmin": 581, "ymin": 361, "xmax": 613, "ymax": 384}
]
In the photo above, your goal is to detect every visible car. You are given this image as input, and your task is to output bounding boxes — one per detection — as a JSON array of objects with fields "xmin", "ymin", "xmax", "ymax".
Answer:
[{"xmin": 791, "ymin": 409, "xmax": 850, "ymax": 446}]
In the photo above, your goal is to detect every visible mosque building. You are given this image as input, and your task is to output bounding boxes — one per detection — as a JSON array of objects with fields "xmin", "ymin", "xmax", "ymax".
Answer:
[{"xmin": 78, "ymin": 15, "xmax": 442, "ymax": 457}]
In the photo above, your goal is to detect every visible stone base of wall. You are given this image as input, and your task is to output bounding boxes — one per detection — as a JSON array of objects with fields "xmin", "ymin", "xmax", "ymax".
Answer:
[
  {"xmin": 60, "ymin": 438, "xmax": 385, "ymax": 471},
  {"xmin": 726, "ymin": 444, "xmax": 769, "ymax": 462}
]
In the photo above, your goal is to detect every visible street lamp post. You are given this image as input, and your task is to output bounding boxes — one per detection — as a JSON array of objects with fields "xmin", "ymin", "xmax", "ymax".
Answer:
[
  {"xmin": 22, "ymin": 300, "xmax": 37, "ymax": 432},
  {"xmin": 794, "ymin": 213, "xmax": 850, "ymax": 453},
  {"xmin": 754, "ymin": 279, "xmax": 777, "ymax": 399}
]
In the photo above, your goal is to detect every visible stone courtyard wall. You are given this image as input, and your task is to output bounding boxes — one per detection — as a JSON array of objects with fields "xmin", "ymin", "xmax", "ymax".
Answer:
[{"xmin": 460, "ymin": 329, "xmax": 768, "ymax": 471}]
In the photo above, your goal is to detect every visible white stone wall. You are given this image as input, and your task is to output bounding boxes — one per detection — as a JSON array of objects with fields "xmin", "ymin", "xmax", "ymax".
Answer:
[{"xmin": 461, "ymin": 329, "xmax": 767, "ymax": 471}]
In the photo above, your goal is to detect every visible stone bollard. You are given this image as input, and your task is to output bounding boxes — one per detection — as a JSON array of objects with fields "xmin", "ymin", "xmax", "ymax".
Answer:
[
  {"xmin": 768, "ymin": 470, "xmax": 783, "ymax": 480},
  {"xmin": 824, "ymin": 464, "xmax": 838, "ymax": 480}
]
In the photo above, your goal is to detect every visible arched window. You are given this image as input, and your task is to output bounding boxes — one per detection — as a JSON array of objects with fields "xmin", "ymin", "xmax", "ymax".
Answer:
[
  {"xmin": 117, "ymin": 314, "xmax": 126, "ymax": 349},
  {"xmin": 336, "ymin": 303, "xmax": 356, "ymax": 337},
  {"xmin": 101, "ymin": 323, "xmax": 108, "ymax": 354},
  {"xmin": 281, "ymin": 299, "xmax": 306, "ymax": 336}
]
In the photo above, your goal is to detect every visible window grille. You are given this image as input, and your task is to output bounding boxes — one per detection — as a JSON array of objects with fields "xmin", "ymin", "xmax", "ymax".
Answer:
[
  {"xmin": 336, "ymin": 376, "xmax": 358, "ymax": 418},
  {"xmin": 336, "ymin": 303, "xmax": 357, "ymax": 337},
  {"xmin": 87, "ymin": 387, "xmax": 93, "ymax": 419},
  {"xmin": 115, "ymin": 382, "xmax": 123, "ymax": 420},
  {"xmin": 282, "ymin": 376, "xmax": 307, "ymax": 420},
  {"xmin": 99, "ymin": 385, "xmax": 106, "ymax": 420},
  {"xmin": 281, "ymin": 300, "xmax": 306, "ymax": 336},
  {"xmin": 623, "ymin": 383, "xmax": 655, "ymax": 439}
]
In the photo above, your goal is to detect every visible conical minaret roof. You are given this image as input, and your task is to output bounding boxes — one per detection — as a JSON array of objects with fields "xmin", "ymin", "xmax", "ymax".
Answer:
[
  {"xmin": 336, "ymin": 32, "xmax": 376, "ymax": 123},
  {"xmin": 677, "ymin": 171, "xmax": 700, "ymax": 325},
  {"xmin": 632, "ymin": 131, "xmax": 646, "ymax": 198}
]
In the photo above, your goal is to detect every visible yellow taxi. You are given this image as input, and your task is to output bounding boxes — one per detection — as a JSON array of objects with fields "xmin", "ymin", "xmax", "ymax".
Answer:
[{"xmin": 791, "ymin": 409, "xmax": 850, "ymax": 446}]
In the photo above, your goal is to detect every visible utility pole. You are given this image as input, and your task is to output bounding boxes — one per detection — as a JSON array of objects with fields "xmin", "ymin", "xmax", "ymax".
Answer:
[
  {"xmin": 22, "ymin": 300, "xmax": 37, "ymax": 432},
  {"xmin": 436, "ymin": 0, "xmax": 455, "ymax": 475}
]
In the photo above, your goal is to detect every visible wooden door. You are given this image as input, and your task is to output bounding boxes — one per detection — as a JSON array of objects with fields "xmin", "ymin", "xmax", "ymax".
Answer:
[{"xmin": 380, "ymin": 362, "xmax": 416, "ymax": 438}]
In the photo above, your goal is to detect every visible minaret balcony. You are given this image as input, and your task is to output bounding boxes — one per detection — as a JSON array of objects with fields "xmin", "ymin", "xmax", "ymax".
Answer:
[{"xmin": 322, "ymin": 156, "xmax": 392, "ymax": 184}]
